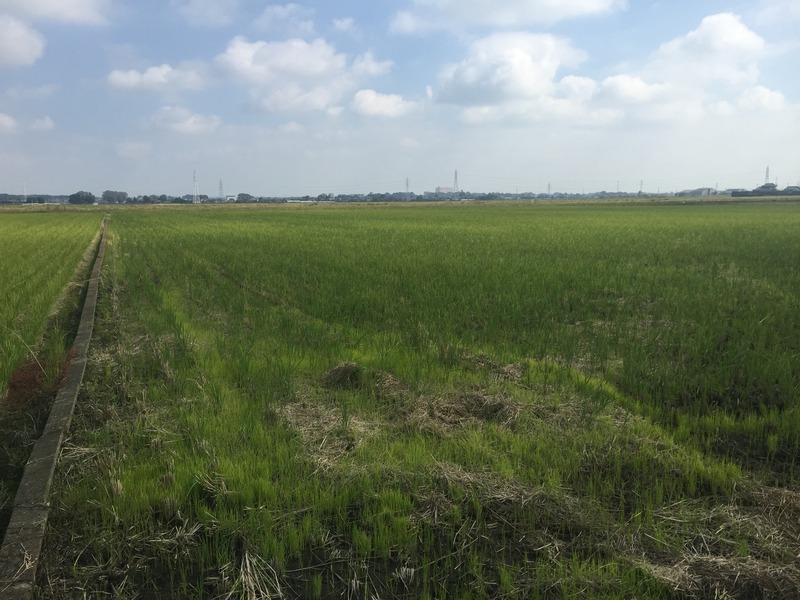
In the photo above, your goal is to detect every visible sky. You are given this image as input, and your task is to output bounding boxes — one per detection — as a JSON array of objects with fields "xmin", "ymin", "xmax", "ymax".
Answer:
[{"xmin": 0, "ymin": 0, "xmax": 798, "ymax": 197}]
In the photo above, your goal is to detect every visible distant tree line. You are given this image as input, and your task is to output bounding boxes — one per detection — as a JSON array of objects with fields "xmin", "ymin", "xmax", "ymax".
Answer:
[
  {"xmin": 68, "ymin": 191, "xmax": 96, "ymax": 204},
  {"xmin": 0, "ymin": 193, "xmax": 68, "ymax": 204},
  {"xmin": 102, "ymin": 190, "xmax": 128, "ymax": 204}
]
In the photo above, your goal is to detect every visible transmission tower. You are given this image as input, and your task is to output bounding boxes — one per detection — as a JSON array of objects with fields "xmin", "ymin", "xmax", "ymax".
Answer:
[
  {"xmin": 453, "ymin": 170, "xmax": 459, "ymax": 193},
  {"xmin": 219, "ymin": 179, "xmax": 224, "ymax": 201},
  {"xmin": 193, "ymin": 170, "xmax": 199, "ymax": 204},
  {"xmin": 765, "ymin": 166, "xmax": 770, "ymax": 185}
]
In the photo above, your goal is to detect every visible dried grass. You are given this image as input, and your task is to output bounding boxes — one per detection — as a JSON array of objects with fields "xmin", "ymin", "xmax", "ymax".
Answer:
[
  {"xmin": 222, "ymin": 551, "xmax": 284, "ymax": 600},
  {"xmin": 373, "ymin": 370, "xmax": 407, "ymax": 399},
  {"xmin": 638, "ymin": 555, "xmax": 800, "ymax": 600},
  {"xmin": 459, "ymin": 351, "xmax": 526, "ymax": 382},
  {"xmin": 408, "ymin": 390, "xmax": 522, "ymax": 433},
  {"xmin": 631, "ymin": 483, "xmax": 800, "ymax": 598},
  {"xmin": 280, "ymin": 398, "xmax": 377, "ymax": 472},
  {"xmin": 323, "ymin": 362, "xmax": 362, "ymax": 389}
]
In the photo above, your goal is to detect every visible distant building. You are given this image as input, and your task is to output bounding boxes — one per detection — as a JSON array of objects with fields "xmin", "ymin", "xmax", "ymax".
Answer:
[
  {"xmin": 676, "ymin": 188, "xmax": 714, "ymax": 197},
  {"xmin": 731, "ymin": 182, "xmax": 800, "ymax": 197}
]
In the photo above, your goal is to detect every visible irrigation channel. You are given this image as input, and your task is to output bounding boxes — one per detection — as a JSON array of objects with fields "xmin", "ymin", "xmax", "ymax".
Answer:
[{"xmin": 0, "ymin": 221, "xmax": 107, "ymax": 599}]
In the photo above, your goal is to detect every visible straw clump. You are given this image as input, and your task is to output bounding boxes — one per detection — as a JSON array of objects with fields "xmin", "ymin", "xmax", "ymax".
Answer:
[{"xmin": 323, "ymin": 362, "xmax": 363, "ymax": 389}]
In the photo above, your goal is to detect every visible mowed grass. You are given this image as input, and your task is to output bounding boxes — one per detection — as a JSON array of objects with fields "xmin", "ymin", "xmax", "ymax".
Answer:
[{"xmin": 41, "ymin": 202, "xmax": 800, "ymax": 599}]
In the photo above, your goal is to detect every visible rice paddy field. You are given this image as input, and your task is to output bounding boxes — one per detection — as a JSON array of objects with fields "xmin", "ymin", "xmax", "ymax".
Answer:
[
  {"xmin": 0, "ymin": 209, "xmax": 101, "ymax": 398},
  {"xmin": 0, "ymin": 208, "xmax": 102, "ymax": 528},
  {"xmin": 13, "ymin": 201, "xmax": 800, "ymax": 598}
]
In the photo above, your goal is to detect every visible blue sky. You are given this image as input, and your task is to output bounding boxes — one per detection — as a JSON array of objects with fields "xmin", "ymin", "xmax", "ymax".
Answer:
[{"xmin": 0, "ymin": 0, "xmax": 798, "ymax": 197}]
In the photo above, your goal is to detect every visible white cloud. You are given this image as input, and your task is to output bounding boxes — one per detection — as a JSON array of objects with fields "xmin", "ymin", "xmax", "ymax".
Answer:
[
  {"xmin": 149, "ymin": 106, "xmax": 221, "ymax": 134},
  {"xmin": 31, "ymin": 115, "xmax": 54, "ymax": 131},
  {"xmin": 437, "ymin": 33, "xmax": 586, "ymax": 106},
  {"xmin": 108, "ymin": 64, "xmax": 206, "ymax": 92},
  {"xmin": 332, "ymin": 17, "xmax": 355, "ymax": 33},
  {"xmin": 0, "ymin": 112, "xmax": 16, "ymax": 132},
  {"xmin": 429, "ymin": 12, "xmax": 792, "ymax": 129},
  {"xmin": 433, "ymin": 33, "xmax": 632, "ymax": 125},
  {"xmin": 216, "ymin": 36, "xmax": 391, "ymax": 114},
  {"xmin": 647, "ymin": 13, "xmax": 766, "ymax": 86},
  {"xmin": 389, "ymin": 11, "xmax": 433, "ymax": 35},
  {"xmin": 756, "ymin": 0, "xmax": 800, "ymax": 24},
  {"xmin": 709, "ymin": 100, "xmax": 735, "ymax": 117},
  {"xmin": 557, "ymin": 75, "xmax": 597, "ymax": 102},
  {"xmin": 391, "ymin": 0, "xmax": 625, "ymax": 32},
  {"xmin": 0, "ymin": 0, "xmax": 108, "ymax": 25},
  {"xmin": 352, "ymin": 52, "xmax": 392, "ymax": 77},
  {"xmin": 279, "ymin": 121, "xmax": 304, "ymax": 134},
  {"xmin": 601, "ymin": 74, "xmax": 667, "ymax": 103},
  {"xmin": 172, "ymin": 0, "xmax": 238, "ymax": 27},
  {"xmin": 632, "ymin": 97, "xmax": 706, "ymax": 122},
  {"xmin": 738, "ymin": 85, "xmax": 788, "ymax": 110},
  {"xmin": 254, "ymin": 3, "xmax": 314, "ymax": 36},
  {"xmin": 257, "ymin": 83, "xmax": 349, "ymax": 112},
  {"xmin": 592, "ymin": 74, "xmax": 704, "ymax": 123},
  {"xmin": 352, "ymin": 89, "xmax": 416, "ymax": 118},
  {"xmin": 0, "ymin": 15, "xmax": 45, "ymax": 68},
  {"xmin": 585, "ymin": 13, "xmax": 786, "ymax": 124},
  {"xmin": 216, "ymin": 37, "xmax": 346, "ymax": 85}
]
